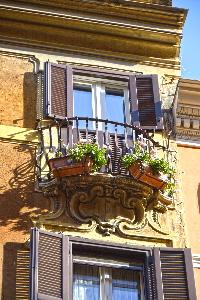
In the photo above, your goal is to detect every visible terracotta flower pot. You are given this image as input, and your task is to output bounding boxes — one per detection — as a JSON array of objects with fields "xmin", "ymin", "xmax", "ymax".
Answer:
[
  {"xmin": 128, "ymin": 161, "xmax": 168, "ymax": 190},
  {"xmin": 48, "ymin": 155, "xmax": 93, "ymax": 178}
]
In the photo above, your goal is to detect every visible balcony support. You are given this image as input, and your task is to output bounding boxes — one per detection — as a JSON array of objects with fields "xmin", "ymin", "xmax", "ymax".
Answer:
[{"xmin": 32, "ymin": 174, "xmax": 173, "ymax": 243}]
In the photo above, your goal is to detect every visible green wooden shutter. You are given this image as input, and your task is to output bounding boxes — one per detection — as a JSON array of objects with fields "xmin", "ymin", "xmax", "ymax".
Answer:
[
  {"xmin": 44, "ymin": 62, "xmax": 73, "ymax": 119},
  {"xmin": 129, "ymin": 75, "xmax": 163, "ymax": 129},
  {"xmin": 29, "ymin": 228, "xmax": 72, "ymax": 300},
  {"xmin": 153, "ymin": 247, "xmax": 197, "ymax": 300}
]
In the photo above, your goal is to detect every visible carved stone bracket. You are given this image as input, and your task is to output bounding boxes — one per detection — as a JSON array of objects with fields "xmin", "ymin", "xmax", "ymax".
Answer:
[{"xmin": 34, "ymin": 175, "xmax": 172, "ymax": 238}]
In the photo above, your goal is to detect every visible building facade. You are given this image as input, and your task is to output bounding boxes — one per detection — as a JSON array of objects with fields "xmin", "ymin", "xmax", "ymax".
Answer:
[{"xmin": 0, "ymin": 0, "xmax": 199, "ymax": 299}]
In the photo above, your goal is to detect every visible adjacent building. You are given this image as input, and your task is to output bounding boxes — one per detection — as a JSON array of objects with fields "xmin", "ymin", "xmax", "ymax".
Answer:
[{"xmin": 0, "ymin": 0, "xmax": 199, "ymax": 299}]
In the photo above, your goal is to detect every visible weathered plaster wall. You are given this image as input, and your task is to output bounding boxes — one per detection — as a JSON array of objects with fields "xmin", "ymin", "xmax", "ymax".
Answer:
[
  {"xmin": 177, "ymin": 145, "xmax": 200, "ymax": 299},
  {"xmin": 177, "ymin": 146, "xmax": 200, "ymax": 252},
  {"xmin": 0, "ymin": 56, "xmax": 37, "ymax": 129},
  {"xmin": 0, "ymin": 142, "xmax": 50, "ymax": 299}
]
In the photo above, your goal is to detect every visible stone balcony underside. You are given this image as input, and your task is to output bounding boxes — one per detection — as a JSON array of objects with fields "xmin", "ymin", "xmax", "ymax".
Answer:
[{"xmin": 33, "ymin": 174, "xmax": 173, "ymax": 243}]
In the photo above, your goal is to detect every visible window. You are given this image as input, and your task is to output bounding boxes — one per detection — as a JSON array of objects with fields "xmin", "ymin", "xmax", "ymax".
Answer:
[
  {"xmin": 73, "ymin": 254, "xmax": 143, "ymax": 300},
  {"xmin": 73, "ymin": 264, "xmax": 141, "ymax": 300},
  {"xmin": 44, "ymin": 62, "xmax": 163, "ymax": 130},
  {"xmin": 73, "ymin": 80, "xmax": 129, "ymax": 133},
  {"xmin": 29, "ymin": 229, "xmax": 197, "ymax": 300}
]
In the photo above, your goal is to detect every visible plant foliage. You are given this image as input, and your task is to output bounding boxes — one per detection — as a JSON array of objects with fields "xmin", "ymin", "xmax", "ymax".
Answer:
[
  {"xmin": 68, "ymin": 141, "xmax": 107, "ymax": 171},
  {"xmin": 122, "ymin": 141, "xmax": 176, "ymax": 195}
]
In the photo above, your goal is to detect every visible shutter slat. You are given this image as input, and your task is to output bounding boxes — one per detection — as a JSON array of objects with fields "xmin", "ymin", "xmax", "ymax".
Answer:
[
  {"xmin": 109, "ymin": 135, "xmax": 127, "ymax": 174},
  {"xmin": 16, "ymin": 251, "xmax": 30, "ymax": 300},
  {"xmin": 153, "ymin": 248, "xmax": 197, "ymax": 300},
  {"xmin": 160, "ymin": 250, "xmax": 190, "ymax": 300},
  {"xmin": 38, "ymin": 233, "xmax": 62, "ymax": 298},
  {"xmin": 30, "ymin": 229, "xmax": 71, "ymax": 300},
  {"xmin": 44, "ymin": 62, "xmax": 73, "ymax": 119},
  {"xmin": 51, "ymin": 65, "xmax": 67, "ymax": 118},
  {"xmin": 136, "ymin": 77, "xmax": 157, "ymax": 127},
  {"xmin": 130, "ymin": 75, "xmax": 163, "ymax": 129}
]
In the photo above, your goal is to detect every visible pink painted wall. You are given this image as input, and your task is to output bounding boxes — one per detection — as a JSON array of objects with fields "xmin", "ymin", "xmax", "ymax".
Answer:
[{"xmin": 177, "ymin": 145, "xmax": 200, "ymax": 299}]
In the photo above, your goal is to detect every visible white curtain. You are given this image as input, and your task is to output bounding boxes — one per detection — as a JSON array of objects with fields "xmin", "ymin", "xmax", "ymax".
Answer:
[
  {"xmin": 73, "ymin": 264, "xmax": 140, "ymax": 300},
  {"xmin": 73, "ymin": 264, "xmax": 100, "ymax": 300},
  {"xmin": 112, "ymin": 268, "xmax": 140, "ymax": 300}
]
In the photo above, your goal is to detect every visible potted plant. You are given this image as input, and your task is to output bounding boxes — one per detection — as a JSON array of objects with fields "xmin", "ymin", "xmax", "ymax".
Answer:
[
  {"xmin": 122, "ymin": 141, "xmax": 175, "ymax": 190},
  {"xmin": 48, "ymin": 140, "xmax": 107, "ymax": 178}
]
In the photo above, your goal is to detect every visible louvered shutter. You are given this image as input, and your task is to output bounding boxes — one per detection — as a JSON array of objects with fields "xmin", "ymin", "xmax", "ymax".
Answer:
[
  {"xmin": 29, "ymin": 228, "xmax": 72, "ymax": 300},
  {"xmin": 153, "ymin": 247, "xmax": 197, "ymax": 300},
  {"xmin": 16, "ymin": 250, "xmax": 30, "ymax": 300},
  {"xmin": 44, "ymin": 62, "xmax": 73, "ymax": 119},
  {"xmin": 129, "ymin": 75, "xmax": 163, "ymax": 129}
]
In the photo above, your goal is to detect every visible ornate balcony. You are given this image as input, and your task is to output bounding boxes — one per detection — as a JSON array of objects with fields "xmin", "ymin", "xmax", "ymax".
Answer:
[
  {"xmin": 36, "ymin": 116, "xmax": 163, "ymax": 181},
  {"xmin": 33, "ymin": 116, "xmax": 175, "ymax": 238}
]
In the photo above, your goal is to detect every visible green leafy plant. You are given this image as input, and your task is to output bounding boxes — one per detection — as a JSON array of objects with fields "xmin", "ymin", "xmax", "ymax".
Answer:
[
  {"xmin": 122, "ymin": 142, "xmax": 150, "ymax": 168},
  {"xmin": 68, "ymin": 141, "xmax": 107, "ymax": 171},
  {"xmin": 122, "ymin": 142, "xmax": 174, "ymax": 175},
  {"xmin": 148, "ymin": 157, "xmax": 175, "ymax": 176},
  {"xmin": 122, "ymin": 141, "xmax": 176, "ymax": 195},
  {"xmin": 164, "ymin": 180, "xmax": 176, "ymax": 196}
]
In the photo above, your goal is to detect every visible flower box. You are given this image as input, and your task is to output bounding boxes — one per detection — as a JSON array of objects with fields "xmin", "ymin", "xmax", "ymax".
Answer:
[
  {"xmin": 48, "ymin": 155, "xmax": 93, "ymax": 178},
  {"xmin": 128, "ymin": 161, "xmax": 168, "ymax": 190}
]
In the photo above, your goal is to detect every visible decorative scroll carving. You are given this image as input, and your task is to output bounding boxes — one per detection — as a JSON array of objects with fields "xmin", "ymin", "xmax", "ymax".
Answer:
[{"xmin": 34, "ymin": 175, "xmax": 172, "ymax": 238}]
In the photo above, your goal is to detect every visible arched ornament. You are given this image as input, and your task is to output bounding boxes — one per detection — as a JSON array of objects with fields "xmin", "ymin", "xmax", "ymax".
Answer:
[{"xmin": 32, "ymin": 175, "xmax": 173, "ymax": 238}]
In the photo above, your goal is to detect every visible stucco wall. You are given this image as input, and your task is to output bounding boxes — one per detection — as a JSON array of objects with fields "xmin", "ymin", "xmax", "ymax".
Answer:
[
  {"xmin": 177, "ymin": 145, "xmax": 200, "ymax": 299},
  {"xmin": 0, "ymin": 56, "xmax": 37, "ymax": 129},
  {"xmin": 0, "ymin": 142, "xmax": 49, "ymax": 299}
]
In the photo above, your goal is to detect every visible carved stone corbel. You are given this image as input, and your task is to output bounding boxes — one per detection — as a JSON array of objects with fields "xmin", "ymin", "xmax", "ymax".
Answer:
[{"xmin": 33, "ymin": 175, "xmax": 173, "ymax": 238}]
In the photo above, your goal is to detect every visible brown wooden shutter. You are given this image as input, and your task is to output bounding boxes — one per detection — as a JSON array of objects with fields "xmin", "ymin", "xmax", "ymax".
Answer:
[
  {"xmin": 129, "ymin": 75, "xmax": 163, "ymax": 129},
  {"xmin": 16, "ymin": 250, "xmax": 30, "ymax": 300},
  {"xmin": 147, "ymin": 256, "xmax": 157, "ymax": 300},
  {"xmin": 153, "ymin": 247, "xmax": 197, "ymax": 300},
  {"xmin": 29, "ymin": 228, "xmax": 72, "ymax": 300},
  {"xmin": 44, "ymin": 62, "xmax": 73, "ymax": 119}
]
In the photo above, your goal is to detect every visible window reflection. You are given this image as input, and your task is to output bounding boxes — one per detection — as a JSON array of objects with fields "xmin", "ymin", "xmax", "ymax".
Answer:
[
  {"xmin": 73, "ymin": 83, "xmax": 93, "ymax": 129},
  {"xmin": 73, "ymin": 264, "xmax": 141, "ymax": 300},
  {"xmin": 104, "ymin": 88, "xmax": 125, "ymax": 134}
]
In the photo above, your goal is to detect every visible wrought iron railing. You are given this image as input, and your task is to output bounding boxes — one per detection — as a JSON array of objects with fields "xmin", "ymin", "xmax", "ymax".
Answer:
[{"xmin": 36, "ymin": 117, "xmax": 163, "ymax": 181}]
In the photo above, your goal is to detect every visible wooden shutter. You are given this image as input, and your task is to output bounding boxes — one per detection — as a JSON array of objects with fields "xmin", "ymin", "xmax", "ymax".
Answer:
[
  {"xmin": 29, "ymin": 228, "xmax": 72, "ymax": 300},
  {"xmin": 44, "ymin": 62, "xmax": 73, "ymax": 119},
  {"xmin": 16, "ymin": 250, "xmax": 30, "ymax": 300},
  {"xmin": 153, "ymin": 247, "xmax": 197, "ymax": 300},
  {"xmin": 129, "ymin": 75, "xmax": 163, "ymax": 129}
]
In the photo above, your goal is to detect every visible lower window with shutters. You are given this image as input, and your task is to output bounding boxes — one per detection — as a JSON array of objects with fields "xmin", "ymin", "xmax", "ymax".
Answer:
[{"xmin": 29, "ymin": 229, "xmax": 197, "ymax": 300}]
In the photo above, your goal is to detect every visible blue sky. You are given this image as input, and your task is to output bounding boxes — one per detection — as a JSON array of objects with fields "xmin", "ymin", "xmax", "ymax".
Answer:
[{"xmin": 173, "ymin": 0, "xmax": 200, "ymax": 80}]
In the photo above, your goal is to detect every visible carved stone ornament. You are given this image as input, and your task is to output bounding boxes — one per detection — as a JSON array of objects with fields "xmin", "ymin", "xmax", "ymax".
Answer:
[{"xmin": 34, "ymin": 174, "xmax": 173, "ymax": 238}]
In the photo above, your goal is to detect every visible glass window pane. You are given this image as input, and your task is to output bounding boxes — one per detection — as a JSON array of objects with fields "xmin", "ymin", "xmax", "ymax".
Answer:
[
  {"xmin": 73, "ymin": 264, "xmax": 100, "ymax": 300},
  {"xmin": 104, "ymin": 87, "xmax": 125, "ymax": 134},
  {"xmin": 112, "ymin": 268, "xmax": 140, "ymax": 300},
  {"xmin": 73, "ymin": 84, "xmax": 93, "ymax": 129}
]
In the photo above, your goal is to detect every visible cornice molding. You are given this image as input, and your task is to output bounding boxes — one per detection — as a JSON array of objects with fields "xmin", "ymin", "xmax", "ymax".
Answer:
[
  {"xmin": 0, "ymin": 49, "xmax": 35, "ymax": 59},
  {"xmin": 0, "ymin": 2, "xmax": 185, "ymax": 67},
  {"xmin": 0, "ymin": 40, "xmax": 181, "ymax": 70},
  {"xmin": 0, "ymin": 4, "xmax": 183, "ymax": 37},
  {"xmin": 176, "ymin": 127, "xmax": 200, "ymax": 141},
  {"xmin": 175, "ymin": 78, "xmax": 200, "ymax": 141},
  {"xmin": 0, "ymin": 0, "xmax": 187, "ymax": 26}
]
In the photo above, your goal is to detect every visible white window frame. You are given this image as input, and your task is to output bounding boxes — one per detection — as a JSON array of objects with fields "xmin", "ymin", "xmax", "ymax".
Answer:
[
  {"xmin": 73, "ymin": 256, "xmax": 144, "ymax": 300},
  {"xmin": 73, "ymin": 76, "xmax": 130, "ymax": 131}
]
